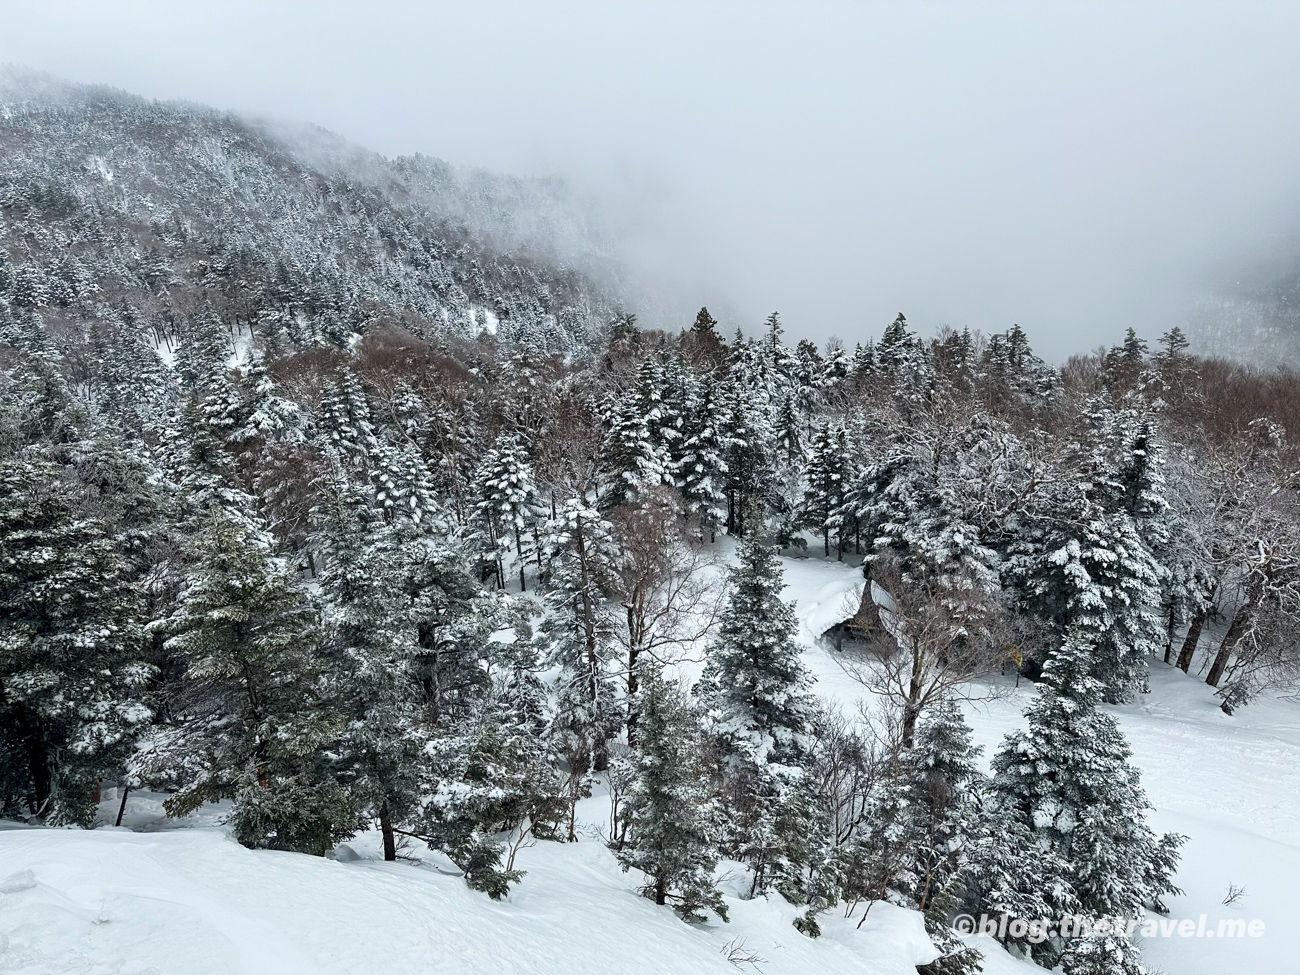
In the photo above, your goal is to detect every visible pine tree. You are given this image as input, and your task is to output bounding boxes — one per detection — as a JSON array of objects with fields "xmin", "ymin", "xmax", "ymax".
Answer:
[
  {"xmin": 541, "ymin": 499, "xmax": 620, "ymax": 795},
  {"xmin": 313, "ymin": 476, "xmax": 423, "ymax": 861},
  {"xmin": 800, "ymin": 421, "xmax": 848, "ymax": 557},
  {"xmin": 691, "ymin": 306, "xmax": 719, "ymax": 336},
  {"xmin": 902, "ymin": 702, "xmax": 983, "ymax": 913},
  {"xmin": 0, "ymin": 459, "xmax": 152, "ymax": 825},
  {"xmin": 990, "ymin": 638, "xmax": 1184, "ymax": 919},
  {"xmin": 700, "ymin": 533, "xmax": 819, "ymax": 897},
  {"xmin": 959, "ymin": 813, "xmax": 1078, "ymax": 964},
  {"xmin": 468, "ymin": 434, "xmax": 541, "ymax": 590},
  {"xmin": 1059, "ymin": 922, "xmax": 1147, "ymax": 975},
  {"xmin": 616, "ymin": 667, "xmax": 729, "ymax": 922},
  {"xmin": 717, "ymin": 379, "xmax": 775, "ymax": 535},
  {"xmin": 1009, "ymin": 412, "xmax": 1165, "ymax": 703},
  {"xmin": 764, "ymin": 311, "xmax": 784, "ymax": 356},
  {"xmin": 602, "ymin": 366, "xmax": 675, "ymax": 507},
  {"xmin": 701, "ymin": 533, "xmax": 812, "ymax": 765},
  {"xmin": 162, "ymin": 513, "xmax": 351, "ymax": 855},
  {"xmin": 174, "ymin": 309, "xmax": 231, "ymax": 393},
  {"xmin": 414, "ymin": 646, "xmax": 560, "ymax": 899},
  {"xmin": 677, "ymin": 378, "xmax": 730, "ymax": 540}
]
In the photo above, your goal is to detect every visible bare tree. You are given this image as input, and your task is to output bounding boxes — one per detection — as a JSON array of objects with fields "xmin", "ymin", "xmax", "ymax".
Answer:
[
  {"xmin": 606, "ymin": 488, "xmax": 724, "ymax": 743},
  {"xmin": 839, "ymin": 553, "xmax": 1020, "ymax": 746}
]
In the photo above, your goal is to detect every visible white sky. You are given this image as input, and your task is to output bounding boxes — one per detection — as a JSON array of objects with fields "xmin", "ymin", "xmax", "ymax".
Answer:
[{"xmin": 5, "ymin": 1, "xmax": 1300, "ymax": 358}]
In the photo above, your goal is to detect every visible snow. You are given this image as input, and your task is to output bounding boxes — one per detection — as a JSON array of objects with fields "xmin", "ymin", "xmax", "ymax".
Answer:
[
  {"xmin": 3, "ymin": 548, "xmax": 1294, "ymax": 975},
  {"xmin": 0, "ymin": 798, "xmax": 934, "ymax": 975},
  {"xmin": 777, "ymin": 551, "xmax": 1300, "ymax": 975}
]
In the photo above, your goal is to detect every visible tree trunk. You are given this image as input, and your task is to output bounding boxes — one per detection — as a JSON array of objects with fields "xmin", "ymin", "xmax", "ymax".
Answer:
[
  {"xmin": 379, "ymin": 801, "xmax": 397, "ymax": 861},
  {"xmin": 626, "ymin": 628, "xmax": 641, "ymax": 748},
  {"xmin": 901, "ymin": 697, "xmax": 921, "ymax": 749},
  {"xmin": 23, "ymin": 724, "xmax": 52, "ymax": 819},
  {"xmin": 1163, "ymin": 599, "xmax": 1177, "ymax": 664},
  {"xmin": 1175, "ymin": 607, "xmax": 1207, "ymax": 673},
  {"xmin": 1207, "ymin": 600, "xmax": 1256, "ymax": 688}
]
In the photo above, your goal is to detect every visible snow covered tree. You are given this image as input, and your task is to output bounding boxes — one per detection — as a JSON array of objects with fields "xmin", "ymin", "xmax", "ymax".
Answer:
[
  {"xmin": 676, "ymin": 376, "xmax": 730, "ymax": 540},
  {"xmin": 541, "ymin": 499, "xmax": 620, "ymax": 809},
  {"xmin": 990, "ymin": 638, "xmax": 1184, "ymax": 919},
  {"xmin": 902, "ymin": 701, "xmax": 983, "ymax": 913},
  {"xmin": 1009, "ymin": 476, "xmax": 1164, "ymax": 702},
  {"xmin": 313, "ymin": 475, "xmax": 424, "ymax": 861},
  {"xmin": 1059, "ymin": 921, "xmax": 1147, "ymax": 975},
  {"xmin": 700, "ymin": 532, "xmax": 819, "ymax": 897},
  {"xmin": 700, "ymin": 532, "xmax": 812, "ymax": 765},
  {"xmin": 616, "ymin": 666, "xmax": 728, "ymax": 922},
  {"xmin": 0, "ymin": 459, "xmax": 152, "ymax": 825},
  {"xmin": 162, "ymin": 513, "xmax": 351, "ymax": 855},
  {"xmin": 174, "ymin": 309, "xmax": 231, "ymax": 393},
  {"xmin": 959, "ymin": 813, "xmax": 1077, "ymax": 964},
  {"xmin": 800, "ymin": 421, "xmax": 848, "ymax": 556},
  {"xmin": 601, "ymin": 360, "xmax": 676, "ymax": 507},
  {"xmin": 468, "ymin": 433, "xmax": 541, "ymax": 590},
  {"xmin": 717, "ymin": 379, "xmax": 776, "ymax": 535},
  {"xmin": 876, "ymin": 313, "xmax": 931, "ymax": 395}
]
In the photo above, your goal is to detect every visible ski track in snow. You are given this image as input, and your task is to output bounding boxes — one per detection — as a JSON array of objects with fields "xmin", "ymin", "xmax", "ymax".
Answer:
[{"xmin": 1, "ymin": 551, "xmax": 1295, "ymax": 974}]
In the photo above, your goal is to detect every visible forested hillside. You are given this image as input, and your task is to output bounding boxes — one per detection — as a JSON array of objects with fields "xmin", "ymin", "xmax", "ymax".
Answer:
[
  {"xmin": 4, "ymin": 77, "xmax": 1300, "ymax": 975},
  {"xmin": 0, "ymin": 69, "xmax": 619, "ymax": 355}
]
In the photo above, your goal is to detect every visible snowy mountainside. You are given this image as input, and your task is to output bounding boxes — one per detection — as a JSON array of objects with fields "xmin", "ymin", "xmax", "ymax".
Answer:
[{"xmin": 0, "ymin": 68, "xmax": 620, "ymax": 352}]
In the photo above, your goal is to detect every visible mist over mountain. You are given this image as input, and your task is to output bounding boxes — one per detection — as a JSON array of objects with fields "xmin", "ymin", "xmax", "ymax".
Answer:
[{"xmin": 0, "ymin": 68, "xmax": 626, "ymax": 354}]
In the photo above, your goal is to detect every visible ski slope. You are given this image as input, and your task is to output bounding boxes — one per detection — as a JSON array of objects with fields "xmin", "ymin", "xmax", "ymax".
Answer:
[{"xmin": 1, "ymin": 551, "xmax": 1295, "ymax": 975}]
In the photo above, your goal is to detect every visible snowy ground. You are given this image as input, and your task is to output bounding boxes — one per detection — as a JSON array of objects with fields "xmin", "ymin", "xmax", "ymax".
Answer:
[
  {"xmin": 2, "ymin": 550, "xmax": 1295, "ymax": 974},
  {"xmin": 789, "ymin": 553, "xmax": 1300, "ymax": 975}
]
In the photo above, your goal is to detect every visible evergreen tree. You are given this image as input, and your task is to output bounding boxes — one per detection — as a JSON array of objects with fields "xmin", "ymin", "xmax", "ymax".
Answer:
[
  {"xmin": 1059, "ymin": 922, "xmax": 1147, "ymax": 975},
  {"xmin": 902, "ymin": 702, "xmax": 983, "ymax": 913},
  {"xmin": 541, "ymin": 500, "xmax": 620, "ymax": 790},
  {"xmin": 1009, "ymin": 414, "xmax": 1165, "ymax": 702},
  {"xmin": 800, "ymin": 421, "xmax": 848, "ymax": 557},
  {"xmin": 717, "ymin": 379, "xmax": 775, "ymax": 535},
  {"xmin": 313, "ymin": 476, "xmax": 424, "ymax": 861},
  {"xmin": 700, "ymin": 533, "xmax": 812, "ymax": 765},
  {"xmin": 616, "ymin": 667, "xmax": 728, "ymax": 923},
  {"xmin": 602, "ymin": 364, "xmax": 675, "ymax": 507},
  {"xmin": 700, "ymin": 533, "xmax": 818, "ymax": 897},
  {"xmin": 677, "ymin": 378, "xmax": 730, "ymax": 540},
  {"xmin": 959, "ymin": 813, "xmax": 1078, "ymax": 964},
  {"xmin": 990, "ymin": 638, "xmax": 1183, "ymax": 919},
  {"xmin": 764, "ymin": 310, "xmax": 784, "ymax": 356},
  {"xmin": 690, "ymin": 306, "xmax": 719, "ymax": 336},
  {"xmin": 469, "ymin": 434, "xmax": 541, "ymax": 589},
  {"xmin": 162, "ymin": 513, "xmax": 351, "ymax": 855},
  {"xmin": 0, "ymin": 459, "xmax": 152, "ymax": 825}
]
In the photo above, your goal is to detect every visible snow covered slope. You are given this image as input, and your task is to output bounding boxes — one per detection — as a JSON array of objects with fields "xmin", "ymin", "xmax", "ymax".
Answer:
[
  {"xmin": 0, "ymin": 803, "xmax": 934, "ymax": 975},
  {"xmin": 2, "ymin": 551, "xmax": 1294, "ymax": 975},
  {"xmin": 787, "ymin": 554, "xmax": 1299, "ymax": 975}
]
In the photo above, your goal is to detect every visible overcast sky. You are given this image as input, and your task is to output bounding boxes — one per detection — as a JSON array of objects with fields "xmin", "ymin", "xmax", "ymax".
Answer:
[{"xmin": 5, "ymin": 1, "xmax": 1300, "ymax": 358}]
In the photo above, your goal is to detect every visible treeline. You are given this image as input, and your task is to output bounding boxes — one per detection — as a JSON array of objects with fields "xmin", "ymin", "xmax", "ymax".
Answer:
[{"xmin": 3, "ymin": 292, "xmax": 1299, "ymax": 972}]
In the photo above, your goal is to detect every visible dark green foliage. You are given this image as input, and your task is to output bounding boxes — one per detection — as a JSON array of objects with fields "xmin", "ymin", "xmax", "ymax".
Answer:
[
  {"xmin": 161, "ymin": 514, "xmax": 351, "ymax": 855},
  {"xmin": 0, "ymin": 459, "xmax": 151, "ymax": 825},
  {"xmin": 616, "ymin": 667, "xmax": 728, "ymax": 923}
]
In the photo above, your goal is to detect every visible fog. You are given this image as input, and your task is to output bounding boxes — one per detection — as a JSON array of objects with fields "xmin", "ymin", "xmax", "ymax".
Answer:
[{"xmin": 5, "ymin": 0, "xmax": 1300, "ymax": 359}]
